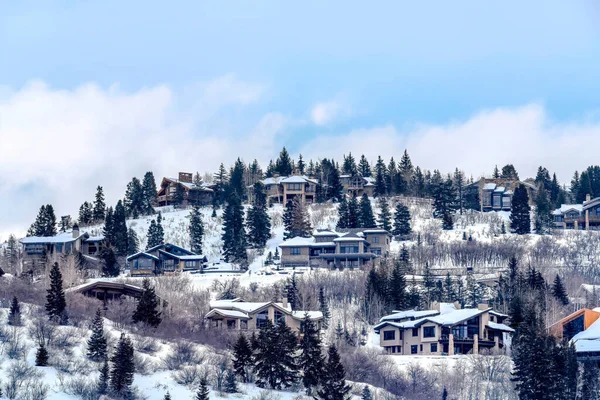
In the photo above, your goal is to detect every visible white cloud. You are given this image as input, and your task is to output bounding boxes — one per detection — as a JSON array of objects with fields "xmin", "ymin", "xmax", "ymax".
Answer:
[
  {"xmin": 310, "ymin": 100, "xmax": 348, "ymax": 125},
  {"xmin": 0, "ymin": 77, "xmax": 280, "ymax": 237},
  {"xmin": 300, "ymin": 103, "xmax": 600, "ymax": 184}
]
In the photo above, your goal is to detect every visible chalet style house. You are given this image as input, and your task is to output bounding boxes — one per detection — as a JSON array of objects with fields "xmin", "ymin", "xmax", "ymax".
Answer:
[
  {"xmin": 553, "ymin": 195, "xmax": 600, "ymax": 230},
  {"xmin": 20, "ymin": 225, "xmax": 106, "ymax": 269},
  {"xmin": 157, "ymin": 172, "xmax": 214, "ymax": 207},
  {"xmin": 278, "ymin": 228, "xmax": 391, "ymax": 269},
  {"xmin": 374, "ymin": 302, "xmax": 514, "ymax": 356},
  {"xmin": 340, "ymin": 174, "xmax": 375, "ymax": 197},
  {"xmin": 205, "ymin": 297, "xmax": 323, "ymax": 331},
  {"xmin": 466, "ymin": 178, "xmax": 537, "ymax": 212},
  {"xmin": 126, "ymin": 243, "xmax": 206, "ymax": 276},
  {"xmin": 549, "ymin": 308, "xmax": 600, "ymax": 360},
  {"xmin": 260, "ymin": 175, "xmax": 318, "ymax": 205}
]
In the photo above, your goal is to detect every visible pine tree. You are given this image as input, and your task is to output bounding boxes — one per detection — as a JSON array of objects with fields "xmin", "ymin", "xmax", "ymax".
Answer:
[
  {"xmin": 196, "ymin": 377, "xmax": 210, "ymax": 400},
  {"xmin": 221, "ymin": 194, "xmax": 248, "ymax": 265},
  {"xmin": 287, "ymin": 274, "xmax": 299, "ymax": 311},
  {"xmin": 233, "ymin": 333, "xmax": 253, "ymax": 383},
  {"xmin": 362, "ymin": 386, "xmax": 372, "ymax": 400},
  {"xmin": 358, "ymin": 155, "xmax": 371, "ymax": 177},
  {"xmin": 125, "ymin": 177, "xmax": 145, "ymax": 217},
  {"xmin": 400, "ymin": 149, "xmax": 413, "ymax": 181},
  {"xmin": 297, "ymin": 154, "xmax": 306, "ymax": 175},
  {"xmin": 315, "ymin": 344, "xmax": 351, "ymax": 400},
  {"xmin": 319, "ymin": 287, "xmax": 330, "ymax": 328},
  {"xmin": 392, "ymin": 203, "xmax": 412, "ymax": 237},
  {"xmin": 433, "ymin": 176, "xmax": 456, "ymax": 230},
  {"xmin": 146, "ymin": 213, "xmax": 165, "ymax": 249},
  {"xmin": 534, "ymin": 185, "xmax": 553, "ymax": 234},
  {"xmin": 79, "ymin": 201, "xmax": 93, "ymax": 225},
  {"xmin": 87, "ymin": 308, "xmax": 108, "ymax": 361},
  {"xmin": 224, "ymin": 369, "xmax": 238, "ymax": 393},
  {"xmin": 189, "ymin": 206, "xmax": 205, "ymax": 254},
  {"xmin": 442, "ymin": 387, "xmax": 448, "ymax": 400},
  {"xmin": 342, "ymin": 153, "xmax": 357, "ymax": 175},
  {"xmin": 35, "ymin": 343, "xmax": 49, "ymax": 366},
  {"xmin": 336, "ymin": 197, "xmax": 349, "ymax": 229},
  {"xmin": 510, "ymin": 184, "xmax": 531, "ymax": 235},
  {"xmin": 93, "ymin": 186, "xmax": 106, "ymax": 222},
  {"xmin": 213, "ymin": 163, "xmax": 229, "ymax": 206},
  {"xmin": 8, "ymin": 296, "xmax": 21, "ymax": 326},
  {"xmin": 358, "ymin": 193, "xmax": 375, "ymax": 228},
  {"xmin": 113, "ymin": 200, "xmax": 128, "ymax": 256},
  {"xmin": 103, "ymin": 206, "xmax": 115, "ymax": 245},
  {"xmin": 501, "ymin": 164, "xmax": 519, "ymax": 180},
  {"xmin": 552, "ymin": 275, "xmax": 569, "ymax": 306},
  {"xmin": 126, "ymin": 228, "xmax": 139, "ymax": 256},
  {"xmin": 100, "ymin": 247, "xmax": 119, "ymax": 277},
  {"xmin": 347, "ymin": 194, "xmax": 359, "ymax": 228},
  {"xmin": 374, "ymin": 156, "xmax": 387, "ymax": 196},
  {"xmin": 142, "ymin": 171, "xmax": 157, "ymax": 214},
  {"xmin": 253, "ymin": 319, "xmax": 299, "ymax": 389},
  {"xmin": 97, "ymin": 358, "xmax": 109, "ymax": 395},
  {"xmin": 389, "ymin": 261, "xmax": 407, "ymax": 310},
  {"xmin": 163, "ymin": 392, "xmax": 172, "ymax": 400},
  {"xmin": 174, "ymin": 182, "xmax": 186, "ymax": 207},
  {"xmin": 299, "ymin": 314, "xmax": 325, "ymax": 395},
  {"xmin": 377, "ymin": 198, "xmax": 392, "ymax": 231},
  {"xmin": 247, "ymin": 182, "xmax": 272, "ymax": 249},
  {"xmin": 46, "ymin": 262, "xmax": 67, "ymax": 324},
  {"xmin": 443, "ymin": 273, "xmax": 456, "ymax": 302},
  {"xmin": 326, "ymin": 162, "xmax": 343, "ymax": 201},
  {"xmin": 284, "ymin": 197, "xmax": 312, "ymax": 239},
  {"xmin": 29, "ymin": 204, "xmax": 58, "ymax": 237},
  {"xmin": 132, "ymin": 278, "xmax": 162, "ymax": 328},
  {"xmin": 275, "ymin": 147, "xmax": 294, "ymax": 176},
  {"xmin": 110, "ymin": 333, "xmax": 135, "ymax": 395},
  {"xmin": 581, "ymin": 360, "xmax": 599, "ymax": 400}
]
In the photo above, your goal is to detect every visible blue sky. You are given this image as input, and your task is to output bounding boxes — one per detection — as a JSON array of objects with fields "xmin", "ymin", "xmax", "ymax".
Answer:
[{"xmin": 1, "ymin": 1, "xmax": 600, "ymax": 234}]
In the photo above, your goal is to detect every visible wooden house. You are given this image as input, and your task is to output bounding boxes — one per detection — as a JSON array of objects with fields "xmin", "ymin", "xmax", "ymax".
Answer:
[
  {"xmin": 126, "ymin": 243, "xmax": 206, "ymax": 276},
  {"xmin": 157, "ymin": 172, "xmax": 214, "ymax": 207}
]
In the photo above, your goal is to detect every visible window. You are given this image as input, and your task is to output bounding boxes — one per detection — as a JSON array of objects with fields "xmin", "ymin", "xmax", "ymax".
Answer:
[
  {"xmin": 290, "ymin": 248, "xmax": 301, "ymax": 255},
  {"xmin": 420, "ymin": 344, "xmax": 423, "ymax": 351},
  {"xmin": 274, "ymin": 310, "xmax": 285, "ymax": 325},
  {"xmin": 423, "ymin": 326, "xmax": 435, "ymax": 338},
  {"xmin": 287, "ymin": 183, "xmax": 302, "ymax": 191},
  {"xmin": 397, "ymin": 346, "xmax": 402, "ymax": 353},
  {"xmin": 411, "ymin": 345, "xmax": 418, "ymax": 354},
  {"xmin": 185, "ymin": 260, "xmax": 198, "ymax": 267},
  {"xmin": 430, "ymin": 343, "xmax": 438, "ymax": 353},
  {"xmin": 256, "ymin": 310, "xmax": 269, "ymax": 329},
  {"xmin": 227, "ymin": 320, "xmax": 236, "ymax": 329},
  {"xmin": 240, "ymin": 320, "xmax": 248, "ymax": 330},
  {"xmin": 340, "ymin": 246, "xmax": 359, "ymax": 254},
  {"xmin": 383, "ymin": 330, "xmax": 396, "ymax": 341},
  {"xmin": 372, "ymin": 248, "xmax": 382, "ymax": 255},
  {"xmin": 391, "ymin": 346, "xmax": 396, "ymax": 353},
  {"xmin": 372, "ymin": 236, "xmax": 379, "ymax": 243},
  {"xmin": 412, "ymin": 328, "xmax": 419, "ymax": 337}
]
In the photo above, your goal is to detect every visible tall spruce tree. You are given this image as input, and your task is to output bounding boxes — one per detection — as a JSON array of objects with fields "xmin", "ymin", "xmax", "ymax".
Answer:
[
  {"xmin": 110, "ymin": 333, "xmax": 135, "ymax": 395},
  {"xmin": 93, "ymin": 186, "xmax": 106, "ymax": 222},
  {"xmin": 347, "ymin": 194, "xmax": 360, "ymax": 228},
  {"xmin": 358, "ymin": 155, "xmax": 371, "ymax": 177},
  {"xmin": 98, "ymin": 358, "xmax": 109, "ymax": 395},
  {"xmin": 189, "ymin": 206, "xmax": 205, "ymax": 254},
  {"xmin": 534, "ymin": 185, "xmax": 554, "ymax": 234},
  {"xmin": 284, "ymin": 197, "xmax": 312, "ymax": 239},
  {"xmin": 79, "ymin": 201, "xmax": 93, "ymax": 225},
  {"xmin": 319, "ymin": 287, "xmax": 331, "ymax": 328},
  {"xmin": 146, "ymin": 213, "xmax": 165, "ymax": 249},
  {"xmin": 581, "ymin": 360, "xmax": 599, "ymax": 400},
  {"xmin": 247, "ymin": 182, "xmax": 271, "ymax": 249},
  {"xmin": 388, "ymin": 261, "xmax": 407, "ymax": 311},
  {"xmin": 87, "ymin": 308, "xmax": 108, "ymax": 361},
  {"xmin": 132, "ymin": 278, "xmax": 162, "ymax": 327},
  {"xmin": 100, "ymin": 247, "xmax": 119, "ymax": 277},
  {"xmin": 8, "ymin": 296, "xmax": 21, "ymax": 326},
  {"xmin": 35, "ymin": 343, "xmax": 49, "ymax": 366},
  {"xmin": 433, "ymin": 176, "xmax": 456, "ymax": 230},
  {"xmin": 224, "ymin": 369, "xmax": 238, "ymax": 393},
  {"xmin": 221, "ymin": 194, "xmax": 248, "ymax": 266},
  {"xmin": 336, "ymin": 197, "xmax": 349, "ymax": 229},
  {"xmin": 126, "ymin": 227, "xmax": 139, "ymax": 256},
  {"xmin": 275, "ymin": 147, "xmax": 294, "ymax": 176},
  {"xmin": 374, "ymin": 156, "xmax": 387, "ymax": 196},
  {"xmin": 213, "ymin": 163, "xmax": 229, "ymax": 206},
  {"xmin": 46, "ymin": 262, "xmax": 67, "ymax": 324},
  {"xmin": 196, "ymin": 377, "xmax": 210, "ymax": 400},
  {"xmin": 232, "ymin": 333, "xmax": 253, "ymax": 383},
  {"xmin": 297, "ymin": 154, "xmax": 306, "ymax": 175},
  {"xmin": 103, "ymin": 207, "xmax": 115, "ymax": 245},
  {"xmin": 113, "ymin": 200, "xmax": 128, "ymax": 256},
  {"xmin": 141, "ymin": 171, "xmax": 157, "ymax": 214},
  {"xmin": 299, "ymin": 314, "xmax": 325, "ymax": 395},
  {"xmin": 358, "ymin": 193, "xmax": 376, "ymax": 228},
  {"xmin": 253, "ymin": 319, "xmax": 299, "ymax": 389},
  {"xmin": 377, "ymin": 198, "xmax": 392, "ymax": 232},
  {"xmin": 510, "ymin": 184, "xmax": 531, "ymax": 235},
  {"xmin": 392, "ymin": 204, "xmax": 412, "ymax": 237},
  {"xmin": 29, "ymin": 204, "xmax": 58, "ymax": 237},
  {"xmin": 173, "ymin": 183, "xmax": 186, "ymax": 207},
  {"xmin": 315, "ymin": 344, "xmax": 351, "ymax": 400},
  {"xmin": 551, "ymin": 275, "xmax": 569, "ymax": 306},
  {"xmin": 125, "ymin": 177, "xmax": 145, "ymax": 217}
]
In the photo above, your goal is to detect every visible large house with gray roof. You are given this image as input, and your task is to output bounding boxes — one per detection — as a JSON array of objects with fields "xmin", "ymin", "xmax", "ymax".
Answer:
[
  {"xmin": 340, "ymin": 174, "xmax": 375, "ymax": 198},
  {"xmin": 126, "ymin": 242, "xmax": 206, "ymax": 276},
  {"xmin": 466, "ymin": 178, "xmax": 537, "ymax": 212},
  {"xmin": 259, "ymin": 175, "xmax": 318, "ymax": 205},
  {"xmin": 157, "ymin": 172, "xmax": 214, "ymax": 207},
  {"xmin": 278, "ymin": 228, "xmax": 391, "ymax": 269},
  {"xmin": 374, "ymin": 302, "xmax": 513, "ymax": 356},
  {"xmin": 553, "ymin": 194, "xmax": 600, "ymax": 230}
]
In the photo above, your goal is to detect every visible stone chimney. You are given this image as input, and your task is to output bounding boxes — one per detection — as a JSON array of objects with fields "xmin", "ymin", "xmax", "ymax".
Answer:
[
  {"xmin": 178, "ymin": 172, "xmax": 193, "ymax": 183},
  {"xmin": 587, "ymin": 193, "xmax": 591, "ymax": 202},
  {"xmin": 282, "ymin": 297, "xmax": 288, "ymax": 309},
  {"xmin": 431, "ymin": 301, "xmax": 440, "ymax": 311},
  {"xmin": 477, "ymin": 303, "xmax": 489, "ymax": 311},
  {"xmin": 72, "ymin": 223, "xmax": 80, "ymax": 238}
]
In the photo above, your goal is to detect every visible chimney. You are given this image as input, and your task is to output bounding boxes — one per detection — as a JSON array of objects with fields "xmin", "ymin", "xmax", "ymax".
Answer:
[
  {"xmin": 587, "ymin": 194, "xmax": 591, "ymax": 202},
  {"xmin": 178, "ymin": 172, "xmax": 193, "ymax": 183},
  {"xmin": 453, "ymin": 301, "xmax": 461, "ymax": 310},
  {"xmin": 282, "ymin": 297, "xmax": 288, "ymax": 309},
  {"xmin": 477, "ymin": 303, "xmax": 489, "ymax": 311},
  {"xmin": 72, "ymin": 223, "xmax": 80, "ymax": 238},
  {"xmin": 431, "ymin": 301, "xmax": 440, "ymax": 311}
]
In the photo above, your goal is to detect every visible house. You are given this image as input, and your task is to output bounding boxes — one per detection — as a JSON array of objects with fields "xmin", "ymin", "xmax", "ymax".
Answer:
[
  {"xmin": 374, "ymin": 302, "xmax": 514, "ymax": 355},
  {"xmin": 20, "ymin": 224, "xmax": 106, "ymax": 270},
  {"xmin": 340, "ymin": 174, "xmax": 375, "ymax": 197},
  {"xmin": 466, "ymin": 178, "xmax": 537, "ymax": 212},
  {"xmin": 205, "ymin": 297, "xmax": 323, "ymax": 331},
  {"xmin": 67, "ymin": 280, "xmax": 166, "ymax": 306},
  {"xmin": 552, "ymin": 195, "xmax": 600, "ymax": 230},
  {"xmin": 126, "ymin": 243, "xmax": 206, "ymax": 276},
  {"xmin": 157, "ymin": 172, "xmax": 214, "ymax": 207},
  {"xmin": 278, "ymin": 228, "xmax": 391, "ymax": 270},
  {"xmin": 549, "ymin": 308, "xmax": 600, "ymax": 360},
  {"xmin": 258, "ymin": 175, "xmax": 318, "ymax": 205}
]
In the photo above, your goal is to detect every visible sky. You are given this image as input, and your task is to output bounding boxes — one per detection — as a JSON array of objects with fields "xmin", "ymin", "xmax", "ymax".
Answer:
[{"xmin": 1, "ymin": 1, "xmax": 600, "ymax": 237}]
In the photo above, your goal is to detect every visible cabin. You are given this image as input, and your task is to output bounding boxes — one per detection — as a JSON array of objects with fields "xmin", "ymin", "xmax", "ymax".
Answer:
[
  {"xmin": 126, "ymin": 243, "xmax": 207, "ymax": 276},
  {"xmin": 157, "ymin": 172, "xmax": 214, "ymax": 207},
  {"xmin": 205, "ymin": 297, "xmax": 323, "ymax": 331},
  {"xmin": 278, "ymin": 228, "xmax": 391, "ymax": 270},
  {"xmin": 256, "ymin": 175, "xmax": 318, "ymax": 206},
  {"xmin": 553, "ymin": 195, "xmax": 600, "ymax": 230},
  {"xmin": 340, "ymin": 174, "xmax": 375, "ymax": 197},
  {"xmin": 374, "ymin": 302, "xmax": 514, "ymax": 356}
]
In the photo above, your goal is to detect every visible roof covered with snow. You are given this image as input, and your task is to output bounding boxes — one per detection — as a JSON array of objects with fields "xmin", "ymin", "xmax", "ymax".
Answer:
[
  {"xmin": 424, "ymin": 308, "xmax": 489, "ymax": 326},
  {"xmin": 583, "ymin": 197, "xmax": 600, "ymax": 212},
  {"xmin": 279, "ymin": 236, "xmax": 315, "ymax": 247},
  {"xmin": 20, "ymin": 231, "xmax": 89, "ymax": 244},
  {"xmin": 552, "ymin": 204, "xmax": 583, "ymax": 216},
  {"xmin": 487, "ymin": 321, "xmax": 515, "ymax": 333},
  {"xmin": 380, "ymin": 309, "xmax": 440, "ymax": 322}
]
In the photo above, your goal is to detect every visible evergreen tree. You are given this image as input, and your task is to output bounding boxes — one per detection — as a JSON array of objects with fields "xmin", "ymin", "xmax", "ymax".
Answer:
[
  {"xmin": 287, "ymin": 274, "xmax": 299, "ymax": 311},
  {"xmin": 358, "ymin": 155, "xmax": 371, "ymax": 177},
  {"xmin": 132, "ymin": 278, "xmax": 162, "ymax": 327},
  {"xmin": 100, "ymin": 247, "xmax": 120, "ymax": 277},
  {"xmin": 422, "ymin": 262, "xmax": 435, "ymax": 308},
  {"xmin": 501, "ymin": 221, "xmax": 506, "ymax": 234},
  {"xmin": 388, "ymin": 261, "xmax": 407, "ymax": 310},
  {"xmin": 253, "ymin": 319, "xmax": 299, "ymax": 389},
  {"xmin": 442, "ymin": 387, "xmax": 448, "ymax": 400},
  {"xmin": 377, "ymin": 198, "xmax": 392, "ymax": 232},
  {"xmin": 299, "ymin": 314, "xmax": 325, "ymax": 395},
  {"xmin": 433, "ymin": 176, "xmax": 456, "ymax": 230},
  {"xmin": 493, "ymin": 165, "xmax": 500, "ymax": 179},
  {"xmin": 93, "ymin": 186, "xmax": 106, "ymax": 222},
  {"xmin": 327, "ymin": 163, "xmax": 344, "ymax": 201},
  {"xmin": 29, "ymin": 204, "xmax": 58, "ymax": 237},
  {"xmin": 213, "ymin": 163, "xmax": 229, "ymax": 206},
  {"xmin": 35, "ymin": 343, "xmax": 49, "ymax": 366},
  {"xmin": 374, "ymin": 156, "xmax": 387, "ymax": 196},
  {"xmin": 284, "ymin": 197, "xmax": 312, "ymax": 239},
  {"xmin": 141, "ymin": 171, "xmax": 157, "ymax": 214},
  {"xmin": 110, "ymin": 333, "xmax": 135, "ymax": 395},
  {"xmin": 221, "ymin": 194, "xmax": 248, "ymax": 265},
  {"xmin": 275, "ymin": 147, "xmax": 294, "ymax": 176},
  {"xmin": 126, "ymin": 227, "xmax": 139, "ymax": 256},
  {"xmin": 174, "ymin": 182, "xmax": 186, "ymax": 207},
  {"xmin": 8, "ymin": 296, "xmax": 21, "ymax": 326},
  {"xmin": 124, "ymin": 177, "xmax": 145, "ymax": 217},
  {"xmin": 358, "ymin": 193, "xmax": 376, "ymax": 228},
  {"xmin": 164, "ymin": 392, "xmax": 172, "ymax": 400},
  {"xmin": 98, "ymin": 358, "xmax": 109, "ymax": 395},
  {"xmin": 581, "ymin": 361, "xmax": 599, "ymax": 400},
  {"xmin": 146, "ymin": 214, "xmax": 165, "ymax": 249},
  {"xmin": 103, "ymin": 207, "xmax": 115, "ymax": 245},
  {"xmin": 319, "ymin": 287, "xmax": 331, "ymax": 328},
  {"xmin": 342, "ymin": 153, "xmax": 358, "ymax": 175},
  {"xmin": 189, "ymin": 206, "xmax": 205, "ymax": 254},
  {"xmin": 392, "ymin": 204, "xmax": 412, "ymax": 237},
  {"xmin": 400, "ymin": 150, "xmax": 413, "ymax": 181},
  {"xmin": 315, "ymin": 345, "xmax": 351, "ymax": 400},
  {"xmin": 297, "ymin": 154, "xmax": 306, "ymax": 175},
  {"xmin": 247, "ymin": 182, "xmax": 272, "ymax": 249},
  {"xmin": 228, "ymin": 158, "xmax": 248, "ymax": 200},
  {"xmin": 87, "ymin": 308, "xmax": 108, "ymax": 361},
  {"xmin": 224, "ymin": 369, "xmax": 238, "ymax": 393},
  {"xmin": 347, "ymin": 194, "xmax": 360, "ymax": 228},
  {"xmin": 196, "ymin": 377, "xmax": 210, "ymax": 400},
  {"xmin": 454, "ymin": 169, "xmax": 465, "ymax": 215},
  {"xmin": 443, "ymin": 273, "xmax": 456, "ymax": 302},
  {"xmin": 79, "ymin": 201, "xmax": 93, "ymax": 225},
  {"xmin": 336, "ymin": 196, "xmax": 349, "ymax": 229},
  {"xmin": 233, "ymin": 333, "xmax": 253, "ymax": 382},
  {"xmin": 534, "ymin": 185, "xmax": 553, "ymax": 234},
  {"xmin": 501, "ymin": 164, "xmax": 519, "ymax": 180},
  {"xmin": 362, "ymin": 386, "xmax": 373, "ymax": 400},
  {"xmin": 552, "ymin": 275, "xmax": 569, "ymax": 306},
  {"xmin": 46, "ymin": 262, "xmax": 67, "ymax": 324},
  {"xmin": 510, "ymin": 184, "xmax": 531, "ymax": 235},
  {"xmin": 113, "ymin": 200, "xmax": 128, "ymax": 256},
  {"xmin": 465, "ymin": 272, "xmax": 483, "ymax": 307}
]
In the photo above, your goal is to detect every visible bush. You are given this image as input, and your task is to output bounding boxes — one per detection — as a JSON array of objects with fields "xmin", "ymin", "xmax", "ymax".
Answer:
[
  {"xmin": 60, "ymin": 376, "xmax": 98, "ymax": 400},
  {"xmin": 172, "ymin": 365, "xmax": 208, "ymax": 387},
  {"xmin": 162, "ymin": 341, "xmax": 204, "ymax": 370},
  {"xmin": 134, "ymin": 336, "xmax": 160, "ymax": 354},
  {"xmin": 134, "ymin": 352, "xmax": 158, "ymax": 375}
]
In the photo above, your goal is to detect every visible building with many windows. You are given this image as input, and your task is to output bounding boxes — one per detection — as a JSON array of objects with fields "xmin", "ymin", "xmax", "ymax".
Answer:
[
  {"xmin": 340, "ymin": 174, "xmax": 375, "ymax": 198},
  {"xmin": 553, "ymin": 195, "xmax": 600, "ymax": 230},
  {"xmin": 374, "ymin": 302, "xmax": 513, "ymax": 356},
  {"xmin": 157, "ymin": 172, "xmax": 214, "ymax": 207},
  {"xmin": 465, "ymin": 178, "xmax": 537, "ymax": 212},
  {"xmin": 126, "ymin": 243, "xmax": 206, "ymax": 276},
  {"xmin": 258, "ymin": 175, "xmax": 318, "ymax": 205}
]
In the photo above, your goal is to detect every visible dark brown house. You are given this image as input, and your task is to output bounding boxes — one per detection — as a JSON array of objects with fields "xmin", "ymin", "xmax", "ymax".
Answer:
[{"xmin": 157, "ymin": 172, "xmax": 214, "ymax": 207}]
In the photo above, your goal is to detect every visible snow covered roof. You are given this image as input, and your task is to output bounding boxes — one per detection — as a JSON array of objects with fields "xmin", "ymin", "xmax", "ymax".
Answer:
[
  {"xmin": 487, "ymin": 321, "xmax": 515, "ymax": 333},
  {"xmin": 583, "ymin": 197, "xmax": 600, "ymax": 212},
  {"xmin": 493, "ymin": 186, "xmax": 506, "ymax": 193},
  {"xmin": 20, "ymin": 231, "xmax": 89, "ymax": 244},
  {"xmin": 364, "ymin": 177, "xmax": 376, "ymax": 184},
  {"xmin": 165, "ymin": 178, "xmax": 213, "ymax": 192},
  {"xmin": 312, "ymin": 230, "xmax": 339, "ymax": 237},
  {"xmin": 379, "ymin": 309, "xmax": 440, "ymax": 322},
  {"xmin": 206, "ymin": 298, "xmax": 323, "ymax": 321},
  {"xmin": 86, "ymin": 236, "xmax": 105, "ymax": 242},
  {"xmin": 281, "ymin": 176, "xmax": 310, "ymax": 184},
  {"xmin": 263, "ymin": 177, "xmax": 284, "ymax": 185},
  {"xmin": 572, "ymin": 318, "xmax": 600, "ymax": 353},
  {"xmin": 483, "ymin": 183, "xmax": 497, "ymax": 190},
  {"xmin": 279, "ymin": 237, "xmax": 315, "ymax": 247},
  {"xmin": 205, "ymin": 309, "xmax": 250, "ymax": 319},
  {"xmin": 420, "ymin": 308, "xmax": 489, "ymax": 326},
  {"xmin": 291, "ymin": 311, "xmax": 323, "ymax": 321},
  {"xmin": 126, "ymin": 251, "xmax": 160, "ymax": 261},
  {"xmin": 553, "ymin": 204, "xmax": 583, "ymax": 216},
  {"xmin": 309, "ymin": 242, "xmax": 336, "ymax": 247},
  {"xmin": 374, "ymin": 320, "xmax": 421, "ymax": 332},
  {"xmin": 178, "ymin": 255, "xmax": 206, "ymax": 261},
  {"xmin": 363, "ymin": 229, "xmax": 391, "ymax": 235},
  {"xmin": 490, "ymin": 310, "xmax": 508, "ymax": 318}
]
